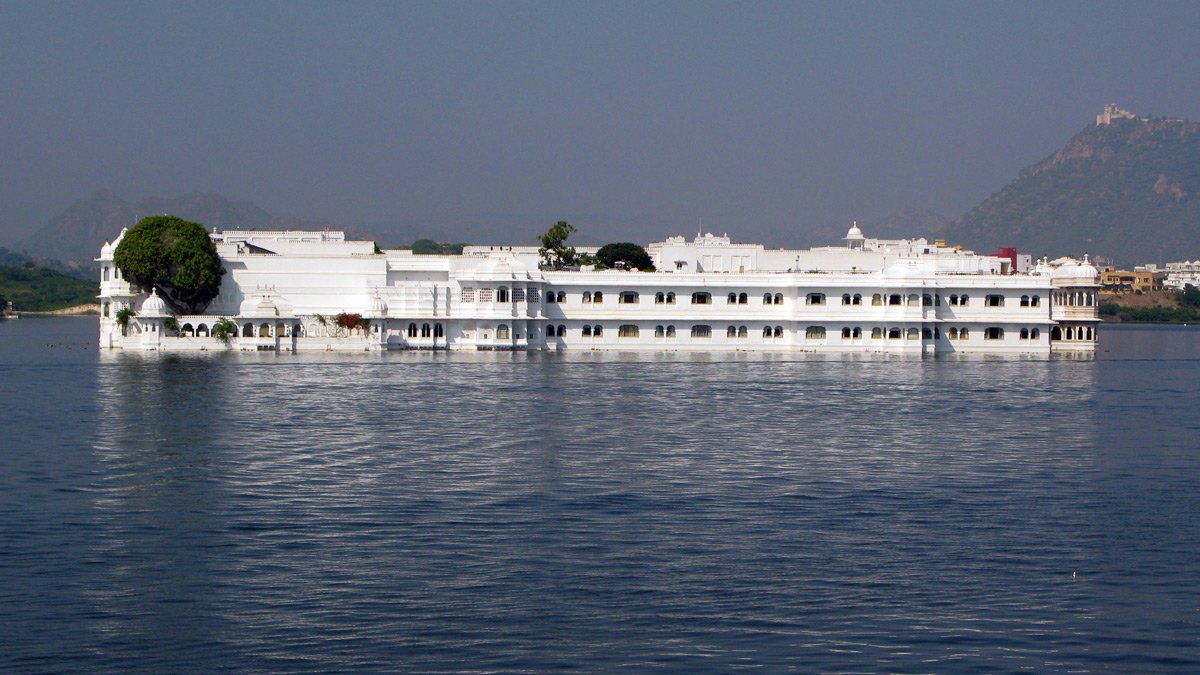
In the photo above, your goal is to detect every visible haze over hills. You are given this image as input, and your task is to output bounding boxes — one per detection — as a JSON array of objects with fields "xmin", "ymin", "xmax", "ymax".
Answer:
[{"xmin": 941, "ymin": 106, "xmax": 1200, "ymax": 266}]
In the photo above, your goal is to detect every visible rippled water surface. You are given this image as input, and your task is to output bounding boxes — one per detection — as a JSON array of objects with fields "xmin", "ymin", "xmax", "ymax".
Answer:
[{"xmin": 2, "ymin": 318, "xmax": 1199, "ymax": 672}]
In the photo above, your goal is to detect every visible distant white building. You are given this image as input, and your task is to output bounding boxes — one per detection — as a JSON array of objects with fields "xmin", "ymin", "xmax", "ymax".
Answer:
[
  {"xmin": 97, "ymin": 225, "xmax": 1100, "ymax": 354},
  {"xmin": 1163, "ymin": 260, "xmax": 1200, "ymax": 290}
]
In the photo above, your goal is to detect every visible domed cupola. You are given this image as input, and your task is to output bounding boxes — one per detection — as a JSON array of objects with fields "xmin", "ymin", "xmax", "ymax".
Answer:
[
  {"xmin": 367, "ymin": 292, "xmax": 388, "ymax": 318},
  {"xmin": 140, "ymin": 288, "xmax": 170, "ymax": 317},
  {"xmin": 845, "ymin": 221, "xmax": 865, "ymax": 249}
]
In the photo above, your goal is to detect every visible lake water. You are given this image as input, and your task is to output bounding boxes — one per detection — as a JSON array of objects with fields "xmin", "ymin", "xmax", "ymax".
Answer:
[{"xmin": 2, "ymin": 317, "xmax": 1198, "ymax": 672}]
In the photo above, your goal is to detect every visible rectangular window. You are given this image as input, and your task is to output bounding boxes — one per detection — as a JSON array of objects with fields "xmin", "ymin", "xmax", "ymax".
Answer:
[
  {"xmin": 986, "ymin": 295, "xmax": 1004, "ymax": 307},
  {"xmin": 479, "ymin": 288, "xmax": 492, "ymax": 302},
  {"xmin": 461, "ymin": 287, "xmax": 475, "ymax": 303},
  {"xmin": 618, "ymin": 325, "xmax": 639, "ymax": 338},
  {"xmin": 806, "ymin": 293, "xmax": 825, "ymax": 305},
  {"xmin": 512, "ymin": 288, "xmax": 525, "ymax": 303},
  {"xmin": 526, "ymin": 289, "xmax": 540, "ymax": 303},
  {"xmin": 691, "ymin": 324, "xmax": 712, "ymax": 338}
]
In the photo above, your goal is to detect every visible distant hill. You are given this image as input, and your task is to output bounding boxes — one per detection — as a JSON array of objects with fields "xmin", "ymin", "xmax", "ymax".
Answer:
[
  {"xmin": 0, "ymin": 263, "xmax": 96, "ymax": 312},
  {"xmin": 18, "ymin": 190, "xmax": 337, "ymax": 266},
  {"xmin": 941, "ymin": 111, "xmax": 1200, "ymax": 265}
]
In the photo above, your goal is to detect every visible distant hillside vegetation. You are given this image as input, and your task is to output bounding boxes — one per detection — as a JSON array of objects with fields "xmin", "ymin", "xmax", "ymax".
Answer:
[
  {"xmin": 0, "ymin": 264, "xmax": 97, "ymax": 311},
  {"xmin": 942, "ymin": 114, "xmax": 1200, "ymax": 265}
]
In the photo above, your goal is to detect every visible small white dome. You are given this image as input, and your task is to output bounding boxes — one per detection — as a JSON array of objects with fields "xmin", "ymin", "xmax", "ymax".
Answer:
[
  {"xmin": 367, "ymin": 293, "xmax": 388, "ymax": 317},
  {"xmin": 140, "ymin": 289, "xmax": 169, "ymax": 317},
  {"xmin": 845, "ymin": 221, "xmax": 865, "ymax": 240}
]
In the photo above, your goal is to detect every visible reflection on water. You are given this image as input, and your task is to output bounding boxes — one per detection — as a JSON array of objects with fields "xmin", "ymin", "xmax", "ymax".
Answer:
[{"xmin": 3, "ymin": 319, "xmax": 1199, "ymax": 671}]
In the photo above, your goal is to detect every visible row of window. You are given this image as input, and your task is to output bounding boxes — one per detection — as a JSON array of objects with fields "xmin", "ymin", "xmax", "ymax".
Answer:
[
  {"xmin": 547, "ymin": 323, "xmax": 1050, "ymax": 342},
  {"xmin": 1054, "ymin": 291, "xmax": 1096, "ymax": 307},
  {"xmin": 460, "ymin": 287, "xmax": 541, "ymax": 303}
]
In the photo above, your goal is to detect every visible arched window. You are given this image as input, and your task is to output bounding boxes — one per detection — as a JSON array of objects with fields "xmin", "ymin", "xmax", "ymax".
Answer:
[
  {"xmin": 852, "ymin": 294, "xmax": 861, "ymax": 305},
  {"xmin": 557, "ymin": 325, "xmax": 566, "ymax": 337},
  {"xmin": 959, "ymin": 328, "xmax": 969, "ymax": 340},
  {"xmin": 496, "ymin": 324, "xmax": 510, "ymax": 339},
  {"xmin": 728, "ymin": 292, "xmax": 738, "ymax": 304},
  {"xmin": 619, "ymin": 291, "xmax": 639, "ymax": 304},
  {"xmin": 197, "ymin": 323, "xmax": 209, "ymax": 337},
  {"xmin": 243, "ymin": 323, "xmax": 253, "ymax": 337},
  {"xmin": 888, "ymin": 328, "xmax": 901, "ymax": 339},
  {"xmin": 766, "ymin": 293, "xmax": 776, "ymax": 305},
  {"xmin": 738, "ymin": 293, "xmax": 748, "ymax": 304},
  {"xmin": 889, "ymin": 294, "xmax": 902, "ymax": 306},
  {"xmin": 774, "ymin": 326, "xmax": 783, "ymax": 337},
  {"xmin": 259, "ymin": 322, "xmax": 271, "ymax": 337},
  {"xmin": 872, "ymin": 294, "xmax": 883, "ymax": 306},
  {"xmin": 726, "ymin": 325, "xmax": 737, "ymax": 338},
  {"xmin": 775, "ymin": 293, "xmax": 784, "ymax": 305},
  {"xmin": 842, "ymin": 327, "xmax": 852, "ymax": 338},
  {"xmin": 1031, "ymin": 328, "xmax": 1040, "ymax": 339},
  {"xmin": 949, "ymin": 294, "xmax": 958, "ymax": 305},
  {"xmin": 763, "ymin": 326, "xmax": 773, "ymax": 339},
  {"xmin": 806, "ymin": 326, "xmax": 826, "ymax": 339},
  {"xmin": 593, "ymin": 325, "xmax": 603, "ymax": 336},
  {"xmin": 1020, "ymin": 295, "xmax": 1030, "ymax": 307},
  {"xmin": 807, "ymin": 293, "xmax": 826, "ymax": 305},
  {"xmin": 1032, "ymin": 295, "xmax": 1040, "ymax": 307},
  {"xmin": 1066, "ymin": 326, "xmax": 1075, "ymax": 339},
  {"xmin": 655, "ymin": 292, "xmax": 665, "ymax": 304},
  {"xmin": 872, "ymin": 327, "xmax": 883, "ymax": 339},
  {"xmin": 1020, "ymin": 328, "xmax": 1030, "ymax": 339},
  {"xmin": 1087, "ymin": 326, "xmax": 1094, "ymax": 339},
  {"xmin": 583, "ymin": 291, "xmax": 592, "ymax": 303},
  {"xmin": 546, "ymin": 292, "xmax": 556, "ymax": 304},
  {"xmin": 666, "ymin": 292, "xmax": 676, "ymax": 304},
  {"xmin": 949, "ymin": 327, "xmax": 959, "ymax": 340},
  {"xmin": 960, "ymin": 294, "xmax": 969, "ymax": 306},
  {"xmin": 738, "ymin": 325, "xmax": 748, "ymax": 338},
  {"xmin": 497, "ymin": 287, "xmax": 510, "ymax": 303},
  {"xmin": 593, "ymin": 291, "xmax": 603, "ymax": 304},
  {"xmin": 655, "ymin": 325, "xmax": 664, "ymax": 338},
  {"xmin": 842, "ymin": 294, "xmax": 851, "ymax": 305},
  {"xmin": 582, "ymin": 325, "xmax": 592, "ymax": 337},
  {"xmin": 691, "ymin": 324, "xmax": 712, "ymax": 338},
  {"xmin": 556, "ymin": 291, "xmax": 566, "ymax": 303},
  {"xmin": 666, "ymin": 325, "xmax": 676, "ymax": 337},
  {"xmin": 181, "ymin": 323, "xmax": 194, "ymax": 336},
  {"xmin": 434, "ymin": 324, "xmax": 444, "ymax": 338},
  {"xmin": 922, "ymin": 294, "xmax": 932, "ymax": 306},
  {"xmin": 1051, "ymin": 326, "xmax": 1062, "ymax": 341},
  {"xmin": 852, "ymin": 327, "xmax": 862, "ymax": 338},
  {"xmin": 102, "ymin": 267, "xmax": 110, "ymax": 281},
  {"xmin": 619, "ymin": 325, "xmax": 639, "ymax": 338},
  {"xmin": 933, "ymin": 327, "xmax": 940, "ymax": 339},
  {"xmin": 935, "ymin": 294, "xmax": 941, "ymax": 306},
  {"xmin": 294, "ymin": 323, "xmax": 303, "ymax": 337},
  {"xmin": 907, "ymin": 294, "xmax": 919, "ymax": 306},
  {"xmin": 692, "ymin": 292, "xmax": 711, "ymax": 305},
  {"xmin": 922, "ymin": 328, "xmax": 932, "ymax": 339},
  {"xmin": 407, "ymin": 323, "xmax": 418, "ymax": 337},
  {"xmin": 421, "ymin": 323, "xmax": 432, "ymax": 338}
]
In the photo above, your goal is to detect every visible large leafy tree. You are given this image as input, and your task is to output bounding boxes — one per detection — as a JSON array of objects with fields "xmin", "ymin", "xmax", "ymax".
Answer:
[
  {"xmin": 113, "ymin": 215, "xmax": 224, "ymax": 313},
  {"xmin": 537, "ymin": 220, "xmax": 578, "ymax": 269},
  {"xmin": 595, "ymin": 242, "xmax": 655, "ymax": 271}
]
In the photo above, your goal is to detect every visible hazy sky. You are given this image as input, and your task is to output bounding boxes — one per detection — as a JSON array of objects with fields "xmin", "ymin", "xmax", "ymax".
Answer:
[{"xmin": 3, "ymin": 0, "xmax": 1200, "ymax": 245}]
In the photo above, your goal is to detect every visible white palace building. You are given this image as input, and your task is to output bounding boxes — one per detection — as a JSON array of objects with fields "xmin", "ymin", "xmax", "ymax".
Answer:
[{"xmin": 97, "ymin": 224, "xmax": 1100, "ymax": 355}]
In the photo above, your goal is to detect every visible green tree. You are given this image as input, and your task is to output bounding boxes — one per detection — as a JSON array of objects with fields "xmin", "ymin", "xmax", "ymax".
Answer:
[
  {"xmin": 595, "ymin": 242, "xmax": 655, "ymax": 271},
  {"xmin": 1179, "ymin": 283, "xmax": 1200, "ymax": 308},
  {"xmin": 113, "ymin": 216, "xmax": 225, "ymax": 313},
  {"xmin": 537, "ymin": 220, "xmax": 578, "ymax": 269}
]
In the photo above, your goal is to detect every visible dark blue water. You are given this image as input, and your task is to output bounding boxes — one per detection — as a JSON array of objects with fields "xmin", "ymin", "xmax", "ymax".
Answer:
[{"xmin": 2, "ymin": 318, "xmax": 1198, "ymax": 672}]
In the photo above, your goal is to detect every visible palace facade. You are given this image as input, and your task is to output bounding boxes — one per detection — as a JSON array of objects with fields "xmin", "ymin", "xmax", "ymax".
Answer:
[{"xmin": 97, "ymin": 225, "xmax": 1100, "ymax": 354}]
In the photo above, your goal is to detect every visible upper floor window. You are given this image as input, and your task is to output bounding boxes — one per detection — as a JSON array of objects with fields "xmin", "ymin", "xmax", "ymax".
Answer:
[
  {"xmin": 806, "ymin": 293, "xmax": 825, "ymax": 305},
  {"xmin": 769, "ymin": 293, "xmax": 780, "ymax": 305},
  {"xmin": 102, "ymin": 267, "xmax": 110, "ymax": 281},
  {"xmin": 842, "ymin": 293, "xmax": 851, "ymax": 305},
  {"xmin": 619, "ymin": 291, "xmax": 639, "ymax": 304},
  {"xmin": 922, "ymin": 294, "xmax": 933, "ymax": 306},
  {"xmin": 960, "ymin": 294, "xmax": 969, "ymax": 306},
  {"xmin": 479, "ymin": 288, "xmax": 493, "ymax": 303},
  {"xmin": 655, "ymin": 292, "xmax": 665, "ymax": 304},
  {"xmin": 986, "ymin": 294, "xmax": 1004, "ymax": 307},
  {"xmin": 692, "ymin": 292, "xmax": 711, "ymax": 305},
  {"xmin": 666, "ymin": 325, "xmax": 676, "ymax": 337},
  {"xmin": 666, "ymin": 292, "xmax": 676, "ymax": 304},
  {"xmin": 727, "ymin": 292, "xmax": 738, "ymax": 304},
  {"xmin": 593, "ymin": 291, "xmax": 603, "ymax": 304},
  {"xmin": 907, "ymin": 294, "xmax": 919, "ymax": 306},
  {"xmin": 582, "ymin": 291, "xmax": 592, "ymax": 303},
  {"xmin": 1031, "ymin": 295, "xmax": 1041, "ymax": 307},
  {"xmin": 461, "ymin": 287, "xmax": 475, "ymax": 303},
  {"xmin": 691, "ymin": 324, "xmax": 712, "ymax": 338},
  {"xmin": 655, "ymin": 325, "xmax": 665, "ymax": 338},
  {"xmin": 497, "ymin": 287, "xmax": 510, "ymax": 303},
  {"xmin": 806, "ymin": 326, "xmax": 826, "ymax": 339},
  {"xmin": 526, "ymin": 289, "xmax": 539, "ymax": 303},
  {"xmin": 872, "ymin": 294, "xmax": 882, "ymax": 306},
  {"xmin": 556, "ymin": 291, "xmax": 566, "ymax": 303},
  {"xmin": 888, "ymin": 294, "xmax": 902, "ymax": 306},
  {"xmin": 512, "ymin": 288, "xmax": 525, "ymax": 303},
  {"xmin": 618, "ymin": 324, "xmax": 639, "ymax": 338},
  {"xmin": 1020, "ymin": 295, "xmax": 1030, "ymax": 307},
  {"xmin": 984, "ymin": 327, "xmax": 1004, "ymax": 340},
  {"xmin": 727, "ymin": 325, "xmax": 737, "ymax": 338},
  {"xmin": 738, "ymin": 293, "xmax": 748, "ymax": 304},
  {"xmin": 545, "ymin": 290, "xmax": 556, "ymax": 303}
]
